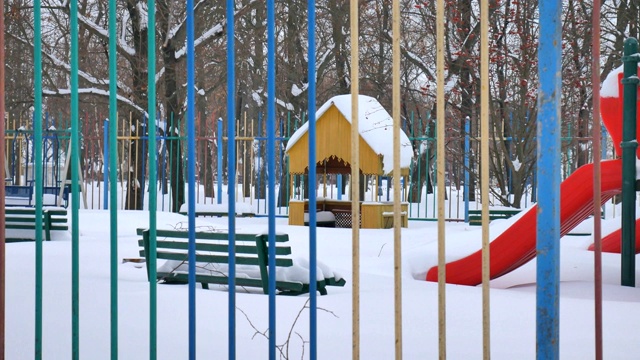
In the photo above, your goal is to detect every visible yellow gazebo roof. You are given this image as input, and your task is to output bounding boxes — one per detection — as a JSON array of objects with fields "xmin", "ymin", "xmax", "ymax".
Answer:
[{"xmin": 285, "ymin": 95, "xmax": 413, "ymax": 176}]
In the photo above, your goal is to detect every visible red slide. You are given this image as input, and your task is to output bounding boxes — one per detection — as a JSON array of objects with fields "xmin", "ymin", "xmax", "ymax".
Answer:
[
  {"xmin": 426, "ymin": 159, "xmax": 622, "ymax": 286},
  {"xmin": 587, "ymin": 219, "xmax": 640, "ymax": 254}
]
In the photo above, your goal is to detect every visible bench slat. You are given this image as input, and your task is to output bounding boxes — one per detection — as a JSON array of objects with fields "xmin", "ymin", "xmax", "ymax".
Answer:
[
  {"xmin": 136, "ymin": 228, "xmax": 288, "ymax": 243},
  {"xmin": 161, "ymin": 272, "xmax": 305, "ymax": 292},
  {"xmin": 150, "ymin": 250, "xmax": 294, "ymax": 267},
  {"xmin": 137, "ymin": 239, "xmax": 292, "ymax": 256}
]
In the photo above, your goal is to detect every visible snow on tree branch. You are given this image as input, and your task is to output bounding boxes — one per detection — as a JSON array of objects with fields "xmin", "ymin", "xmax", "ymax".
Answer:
[
  {"xmin": 171, "ymin": 0, "xmax": 258, "ymax": 61},
  {"xmin": 75, "ymin": 8, "xmax": 136, "ymax": 59},
  {"xmin": 42, "ymin": 88, "xmax": 145, "ymax": 114}
]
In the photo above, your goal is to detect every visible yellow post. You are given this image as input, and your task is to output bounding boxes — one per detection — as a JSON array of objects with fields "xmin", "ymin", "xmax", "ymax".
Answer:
[
  {"xmin": 392, "ymin": 0, "xmax": 403, "ymax": 358},
  {"xmin": 350, "ymin": 0, "xmax": 360, "ymax": 358},
  {"xmin": 250, "ymin": 116, "xmax": 254, "ymax": 205},
  {"xmin": 127, "ymin": 113, "xmax": 132, "ymax": 209},
  {"xmin": 480, "ymin": 0, "xmax": 491, "ymax": 357}
]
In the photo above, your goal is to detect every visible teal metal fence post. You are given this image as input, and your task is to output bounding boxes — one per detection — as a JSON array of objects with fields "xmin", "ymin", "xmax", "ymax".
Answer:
[
  {"xmin": 33, "ymin": 1, "xmax": 44, "ymax": 357},
  {"xmin": 69, "ymin": 0, "xmax": 81, "ymax": 357},
  {"xmin": 108, "ymin": 0, "xmax": 119, "ymax": 356},
  {"xmin": 147, "ymin": 0, "xmax": 158, "ymax": 358},
  {"xmin": 621, "ymin": 37, "xmax": 639, "ymax": 287},
  {"xmin": 307, "ymin": 0, "xmax": 318, "ymax": 357}
]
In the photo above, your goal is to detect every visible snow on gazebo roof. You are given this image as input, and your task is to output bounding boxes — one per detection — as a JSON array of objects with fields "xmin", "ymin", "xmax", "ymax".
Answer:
[{"xmin": 285, "ymin": 94, "xmax": 413, "ymax": 175}]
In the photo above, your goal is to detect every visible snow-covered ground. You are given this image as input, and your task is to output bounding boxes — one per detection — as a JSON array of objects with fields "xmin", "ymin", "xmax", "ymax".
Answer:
[{"xmin": 5, "ymin": 209, "xmax": 640, "ymax": 359}]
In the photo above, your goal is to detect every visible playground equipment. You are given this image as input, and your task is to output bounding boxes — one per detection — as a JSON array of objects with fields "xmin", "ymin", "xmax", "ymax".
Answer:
[
  {"xmin": 426, "ymin": 50, "xmax": 640, "ymax": 289},
  {"xmin": 587, "ymin": 219, "xmax": 640, "ymax": 254},
  {"xmin": 426, "ymin": 159, "xmax": 622, "ymax": 285},
  {"xmin": 426, "ymin": 57, "xmax": 640, "ymax": 287},
  {"xmin": 285, "ymin": 94, "xmax": 412, "ymax": 229}
]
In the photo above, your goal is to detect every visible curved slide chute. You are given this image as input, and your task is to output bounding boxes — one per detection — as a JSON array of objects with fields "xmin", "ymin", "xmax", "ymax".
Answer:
[
  {"xmin": 426, "ymin": 159, "xmax": 622, "ymax": 286},
  {"xmin": 587, "ymin": 219, "xmax": 640, "ymax": 254}
]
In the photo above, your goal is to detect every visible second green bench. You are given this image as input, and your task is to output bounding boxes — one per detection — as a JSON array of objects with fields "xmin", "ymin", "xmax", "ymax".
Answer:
[
  {"xmin": 468, "ymin": 209, "xmax": 521, "ymax": 226},
  {"xmin": 5, "ymin": 207, "xmax": 68, "ymax": 242}
]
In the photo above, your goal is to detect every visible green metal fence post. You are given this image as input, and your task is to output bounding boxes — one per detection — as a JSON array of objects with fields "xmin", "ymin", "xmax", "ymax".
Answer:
[
  {"xmin": 621, "ymin": 37, "xmax": 639, "ymax": 287},
  {"xmin": 33, "ymin": 0, "xmax": 44, "ymax": 357}
]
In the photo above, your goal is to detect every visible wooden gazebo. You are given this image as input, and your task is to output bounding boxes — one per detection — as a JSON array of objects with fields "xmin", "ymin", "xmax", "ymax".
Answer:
[{"xmin": 285, "ymin": 94, "xmax": 413, "ymax": 228}]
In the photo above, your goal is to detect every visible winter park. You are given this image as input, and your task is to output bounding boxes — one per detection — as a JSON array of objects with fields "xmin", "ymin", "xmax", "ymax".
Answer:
[{"xmin": 2, "ymin": 0, "xmax": 640, "ymax": 359}]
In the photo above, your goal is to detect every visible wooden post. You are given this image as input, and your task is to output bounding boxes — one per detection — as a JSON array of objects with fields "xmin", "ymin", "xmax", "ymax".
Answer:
[
  {"xmin": 392, "ymin": 0, "xmax": 403, "ymax": 357},
  {"xmin": 480, "ymin": 0, "xmax": 491, "ymax": 357},
  {"xmin": 350, "ymin": 0, "xmax": 360, "ymax": 358}
]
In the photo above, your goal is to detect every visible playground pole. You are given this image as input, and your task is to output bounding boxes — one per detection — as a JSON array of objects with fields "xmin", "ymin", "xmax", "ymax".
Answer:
[
  {"xmin": 536, "ymin": 0, "xmax": 562, "ymax": 358},
  {"xmin": 108, "ymin": 0, "xmax": 119, "ymax": 356},
  {"xmin": 621, "ymin": 38, "xmax": 639, "ymax": 287}
]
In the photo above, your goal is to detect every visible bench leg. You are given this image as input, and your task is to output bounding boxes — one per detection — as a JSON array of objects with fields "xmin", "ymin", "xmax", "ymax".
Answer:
[{"xmin": 44, "ymin": 212, "xmax": 52, "ymax": 241}]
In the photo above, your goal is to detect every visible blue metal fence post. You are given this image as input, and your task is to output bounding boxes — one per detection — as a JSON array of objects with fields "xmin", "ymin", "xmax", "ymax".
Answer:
[
  {"xmin": 267, "ymin": 0, "xmax": 277, "ymax": 357},
  {"xmin": 536, "ymin": 0, "xmax": 562, "ymax": 358},
  {"xmin": 186, "ymin": 0, "xmax": 197, "ymax": 358},
  {"xmin": 337, "ymin": 175, "xmax": 342, "ymax": 200},
  {"xmin": 226, "ymin": 0, "xmax": 237, "ymax": 357}
]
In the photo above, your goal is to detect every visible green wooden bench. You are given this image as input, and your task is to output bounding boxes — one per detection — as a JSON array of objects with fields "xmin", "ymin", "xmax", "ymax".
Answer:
[
  {"xmin": 5, "ymin": 207, "xmax": 68, "ymax": 242},
  {"xmin": 137, "ymin": 228, "xmax": 345, "ymax": 295},
  {"xmin": 468, "ymin": 209, "xmax": 521, "ymax": 226}
]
